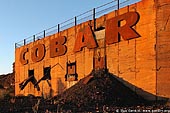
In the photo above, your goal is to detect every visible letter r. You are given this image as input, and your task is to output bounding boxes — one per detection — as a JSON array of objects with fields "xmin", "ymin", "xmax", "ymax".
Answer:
[{"xmin": 105, "ymin": 12, "xmax": 140, "ymax": 44}]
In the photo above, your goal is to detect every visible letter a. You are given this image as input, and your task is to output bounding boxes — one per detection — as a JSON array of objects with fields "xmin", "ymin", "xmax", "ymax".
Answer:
[{"xmin": 73, "ymin": 25, "xmax": 97, "ymax": 52}]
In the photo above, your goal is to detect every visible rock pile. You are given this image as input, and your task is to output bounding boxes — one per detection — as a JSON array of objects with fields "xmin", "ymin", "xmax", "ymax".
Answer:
[
  {"xmin": 0, "ymin": 69, "xmax": 170, "ymax": 112},
  {"xmin": 51, "ymin": 69, "xmax": 146, "ymax": 112},
  {"xmin": 0, "ymin": 73, "xmax": 14, "ymax": 89},
  {"xmin": 0, "ymin": 73, "xmax": 14, "ymax": 99}
]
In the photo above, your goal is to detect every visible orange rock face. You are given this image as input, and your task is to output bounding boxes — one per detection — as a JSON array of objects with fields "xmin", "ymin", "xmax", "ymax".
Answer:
[{"xmin": 15, "ymin": 0, "xmax": 170, "ymax": 100}]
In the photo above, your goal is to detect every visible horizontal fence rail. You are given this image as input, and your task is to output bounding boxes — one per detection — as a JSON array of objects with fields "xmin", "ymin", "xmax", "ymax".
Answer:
[{"xmin": 15, "ymin": 0, "xmax": 140, "ymax": 48}]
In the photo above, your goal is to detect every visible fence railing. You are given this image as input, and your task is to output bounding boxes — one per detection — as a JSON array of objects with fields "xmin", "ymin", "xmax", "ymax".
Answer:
[{"xmin": 15, "ymin": 0, "xmax": 139, "ymax": 48}]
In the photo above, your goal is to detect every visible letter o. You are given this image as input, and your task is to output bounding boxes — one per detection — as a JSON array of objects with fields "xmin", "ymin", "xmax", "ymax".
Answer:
[{"xmin": 31, "ymin": 44, "xmax": 45, "ymax": 62}]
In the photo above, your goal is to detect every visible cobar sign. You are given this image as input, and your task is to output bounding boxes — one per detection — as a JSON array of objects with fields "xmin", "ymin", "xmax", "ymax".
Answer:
[{"xmin": 20, "ymin": 12, "xmax": 140, "ymax": 65}]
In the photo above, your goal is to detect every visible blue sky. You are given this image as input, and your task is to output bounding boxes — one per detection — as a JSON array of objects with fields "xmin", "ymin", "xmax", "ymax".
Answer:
[{"xmin": 0, "ymin": 0, "xmax": 140, "ymax": 74}]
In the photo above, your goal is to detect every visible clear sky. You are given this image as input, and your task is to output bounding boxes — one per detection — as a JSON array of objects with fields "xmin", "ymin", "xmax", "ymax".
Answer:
[{"xmin": 0, "ymin": 0, "xmax": 140, "ymax": 74}]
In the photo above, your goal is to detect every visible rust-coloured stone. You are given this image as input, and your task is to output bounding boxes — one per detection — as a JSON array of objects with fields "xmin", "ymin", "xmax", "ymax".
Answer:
[
  {"xmin": 105, "ymin": 12, "xmax": 140, "ymax": 45},
  {"xmin": 65, "ymin": 62, "xmax": 78, "ymax": 81},
  {"xmin": 20, "ymin": 48, "xmax": 29, "ymax": 65},
  {"xmin": 31, "ymin": 44, "xmax": 45, "ymax": 62},
  {"xmin": 68, "ymin": 65, "xmax": 76, "ymax": 75},
  {"xmin": 82, "ymin": 75, "xmax": 93, "ymax": 84},
  {"xmin": 16, "ymin": 0, "xmax": 170, "ymax": 100},
  {"xmin": 94, "ymin": 57, "xmax": 105, "ymax": 69},
  {"xmin": 156, "ymin": 0, "xmax": 170, "ymax": 98},
  {"xmin": 50, "ymin": 36, "xmax": 67, "ymax": 58},
  {"xmin": 73, "ymin": 25, "xmax": 98, "ymax": 52}
]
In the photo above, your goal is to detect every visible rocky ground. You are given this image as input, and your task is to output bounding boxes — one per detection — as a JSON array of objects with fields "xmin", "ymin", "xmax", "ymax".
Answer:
[
  {"xmin": 0, "ymin": 70, "xmax": 170, "ymax": 113},
  {"xmin": 0, "ymin": 73, "xmax": 14, "ymax": 100}
]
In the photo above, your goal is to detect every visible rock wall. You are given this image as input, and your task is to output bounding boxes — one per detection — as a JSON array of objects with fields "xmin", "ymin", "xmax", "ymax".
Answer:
[
  {"xmin": 156, "ymin": 0, "xmax": 170, "ymax": 99},
  {"xmin": 15, "ymin": 0, "xmax": 170, "ymax": 100}
]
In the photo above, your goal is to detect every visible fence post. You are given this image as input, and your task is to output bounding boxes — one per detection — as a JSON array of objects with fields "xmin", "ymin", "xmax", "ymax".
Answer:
[
  {"xmin": 75, "ymin": 16, "xmax": 77, "ymax": 26},
  {"xmin": 118, "ymin": 0, "xmax": 120, "ymax": 10},
  {"xmin": 93, "ymin": 8, "xmax": 96, "ymax": 31},
  {"xmin": 58, "ymin": 24, "xmax": 60, "ymax": 33},
  {"xmin": 15, "ymin": 43, "xmax": 17, "ymax": 48},
  {"xmin": 44, "ymin": 30, "xmax": 46, "ymax": 38},
  {"xmin": 33, "ymin": 35, "xmax": 36, "ymax": 42},
  {"xmin": 24, "ymin": 39, "xmax": 26, "ymax": 45}
]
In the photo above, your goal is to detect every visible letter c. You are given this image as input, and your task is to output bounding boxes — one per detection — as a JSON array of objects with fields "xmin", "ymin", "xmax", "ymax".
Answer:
[{"xmin": 20, "ymin": 48, "xmax": 29, "ymax": 65}]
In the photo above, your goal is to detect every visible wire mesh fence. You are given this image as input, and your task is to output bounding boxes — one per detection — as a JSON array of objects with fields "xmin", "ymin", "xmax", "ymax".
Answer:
[{"xmin": 15, "ymin": 0, "xmax": 140, "ymax": 48}]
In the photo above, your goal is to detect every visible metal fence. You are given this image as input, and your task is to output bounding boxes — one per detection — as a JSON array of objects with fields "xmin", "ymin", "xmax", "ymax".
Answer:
[{"xmin": 15, "ymin": 0, "xmax": 138, "ymax": 48}]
